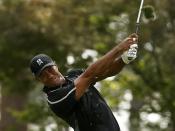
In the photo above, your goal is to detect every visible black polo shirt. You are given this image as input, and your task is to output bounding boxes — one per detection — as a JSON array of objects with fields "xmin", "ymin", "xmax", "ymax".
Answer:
[{"xmin": 43, "ymin": 69, "xmax": 120, "ymax": 131}]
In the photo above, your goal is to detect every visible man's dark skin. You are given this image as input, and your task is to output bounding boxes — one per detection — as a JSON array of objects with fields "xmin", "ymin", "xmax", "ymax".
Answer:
[{"xmin": 37, "ymin": 33, "xmax": 138, "ymax": 101}]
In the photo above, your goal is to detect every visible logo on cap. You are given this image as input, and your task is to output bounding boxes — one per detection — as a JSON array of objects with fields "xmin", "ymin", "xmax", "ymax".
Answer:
[{"xmin": 36, "ymin": 59, "xmax": 43, "ymax": 66}]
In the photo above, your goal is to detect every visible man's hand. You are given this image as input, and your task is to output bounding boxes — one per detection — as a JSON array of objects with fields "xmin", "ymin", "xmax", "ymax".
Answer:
[
  {"xmin": 121, "ymin": 44, "xmax": 138, "ymax": 64},
  {"xmin": 118, "ymin": 33, "xmax": 138, "ymax": 52}
]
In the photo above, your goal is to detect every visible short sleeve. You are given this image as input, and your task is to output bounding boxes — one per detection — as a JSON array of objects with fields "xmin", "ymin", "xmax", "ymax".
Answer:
[{"xmin": 45, "ymin": 82, "xmax": 77, "ymax": 117}]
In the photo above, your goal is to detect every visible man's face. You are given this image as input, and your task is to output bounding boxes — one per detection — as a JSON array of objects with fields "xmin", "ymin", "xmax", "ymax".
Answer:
[{"xmin": 37, "ymin": 65, "xmax": 65, "ymax": 87}]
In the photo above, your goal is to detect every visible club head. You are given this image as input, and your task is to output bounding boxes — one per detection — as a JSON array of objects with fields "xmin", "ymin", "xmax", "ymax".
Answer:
[{"xmin": 142, "ymin": 5, "xmax": 156, "ymax": 20}]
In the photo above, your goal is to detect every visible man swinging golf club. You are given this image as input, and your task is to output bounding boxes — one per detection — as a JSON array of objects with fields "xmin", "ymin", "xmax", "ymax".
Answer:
[{"xmin": 30, "ymin": 33, "xmax": 138, "ymax": 131}]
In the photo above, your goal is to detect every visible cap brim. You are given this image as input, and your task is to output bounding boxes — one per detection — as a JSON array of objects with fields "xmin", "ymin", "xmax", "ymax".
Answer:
[{"xmin": 35, "ymin": 62, "xmax": 56, "ymax": 76}]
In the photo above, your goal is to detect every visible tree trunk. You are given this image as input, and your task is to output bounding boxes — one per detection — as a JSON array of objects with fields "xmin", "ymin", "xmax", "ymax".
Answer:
[
  {"xmin": 0, "ymin": 88, "xmax": 27, "ymax": 131},
  {"xmin": 129, "ymin": 98, "xmax": 143, "ymax": 131},
  {"xmin": 171, "ymin": 112, "xmax": 175, "ymax": 131}
]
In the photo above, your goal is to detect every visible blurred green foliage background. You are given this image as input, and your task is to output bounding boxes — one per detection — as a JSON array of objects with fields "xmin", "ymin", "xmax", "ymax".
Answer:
[{"xmin": 0, "ymin": 0, "xmax": 175, "ymax": 131}]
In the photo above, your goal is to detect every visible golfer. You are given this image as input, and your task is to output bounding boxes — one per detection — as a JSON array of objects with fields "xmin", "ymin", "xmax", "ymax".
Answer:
[{"xmin": 30, "ymin": 33, "xmax": 138, "ymax": 131}]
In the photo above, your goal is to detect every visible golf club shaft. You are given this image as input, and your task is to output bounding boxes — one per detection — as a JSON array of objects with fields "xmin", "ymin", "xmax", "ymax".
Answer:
[{"xmin": 135, "ymin": 0, "xmax": 144, "ymax": 34}]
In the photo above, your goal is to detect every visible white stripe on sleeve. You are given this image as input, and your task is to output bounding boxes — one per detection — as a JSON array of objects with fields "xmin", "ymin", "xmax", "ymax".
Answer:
[{"xmin": 46, "ymin": 88, "xmax": 76, "ymax": 105}]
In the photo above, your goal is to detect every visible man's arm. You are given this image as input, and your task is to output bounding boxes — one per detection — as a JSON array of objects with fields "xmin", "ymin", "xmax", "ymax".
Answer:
[{"xmin": 74, "ymin": 33, "xmax": 138, "ymax": 100}]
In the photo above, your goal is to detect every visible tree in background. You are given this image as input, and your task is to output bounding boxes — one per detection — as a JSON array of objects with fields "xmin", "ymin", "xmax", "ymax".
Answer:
[{"xmin": 0, "ymin": 0, "xmax": 174, "ymax": 131}]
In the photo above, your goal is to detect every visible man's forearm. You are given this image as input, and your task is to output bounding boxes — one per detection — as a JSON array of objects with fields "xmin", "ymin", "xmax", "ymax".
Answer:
[
  {"xmin": 94, "ymin": 58, "xmax": 126, "ymax": 82},
  {"xmin": 88, "ymin": 55, "xmax": 125, "ymax": 80},
  {"xmin": 84, "ymin": 43, "xmax": 126, "ymax": 82}
]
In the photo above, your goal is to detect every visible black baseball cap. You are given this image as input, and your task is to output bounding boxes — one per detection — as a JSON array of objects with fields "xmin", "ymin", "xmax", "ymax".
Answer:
[{"xmin": 30, "ymin": 54, "xmax": 56, "ymax": 76}]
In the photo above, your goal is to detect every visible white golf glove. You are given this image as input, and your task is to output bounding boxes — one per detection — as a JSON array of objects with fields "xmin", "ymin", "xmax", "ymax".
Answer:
[{"xmin": 121, "ymin": 44, "xmax": 138, "ymax": 64}]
